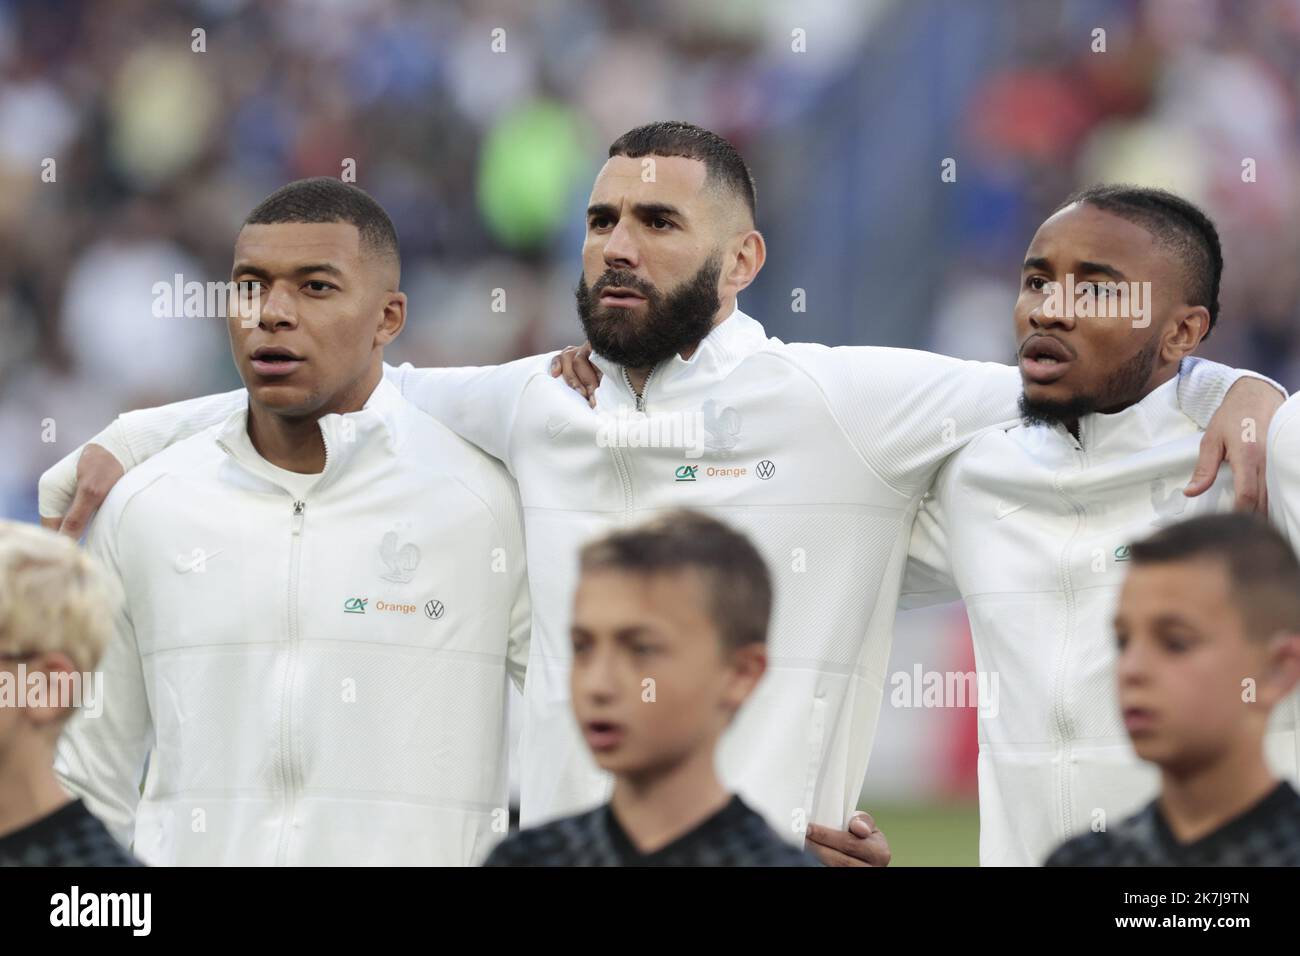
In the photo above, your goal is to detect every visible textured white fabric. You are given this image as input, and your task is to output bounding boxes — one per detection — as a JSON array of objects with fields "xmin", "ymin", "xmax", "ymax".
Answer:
[
  {"xmin": 389, "ymin": 309, "xmax": 1032, "ymax": 837},
  {"xmin": 40, "ymin": 308, "xmax": 1262, "ymax": 849},
  {"xmin": 904, "ymin": 376, "xmax": 1300, "ymax": 866},
  {"xmin": 54, "ymin": 379, "xmax": 530, "ymax": 866}
]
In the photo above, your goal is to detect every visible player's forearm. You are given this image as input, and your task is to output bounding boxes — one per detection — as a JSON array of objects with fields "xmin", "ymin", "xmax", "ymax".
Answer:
[
  {"xmin": 38, "ymin": 389, "xmax": 247, "ymax": 519},
  {"xmin": 115, "ymin": 388, "xmax": 247, "ymax": 465},
  {"xmin": 384, "ymin": 354, "xmax": 553, "ymax": 466},
  {"xmin": 1176, "ymin": 356, "xmax": 1286, "ymax": 430}
]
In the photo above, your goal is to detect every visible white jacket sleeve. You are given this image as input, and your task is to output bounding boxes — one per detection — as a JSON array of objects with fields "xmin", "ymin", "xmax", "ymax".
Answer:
[
  {"xmin": 384, "ymin": 353, "xmax": 556, "ymax": 471},
  {"xmin": 38, "ymin": 389, "xmax": 245, "ymax": 519},
  {"xmin": 805, "ymin": 348, "xmax": 1284, "ymax": 500},
  {"xmin": 1175, "ymin": 356, "xmax": 1287, "ymax": 428},
  {"xmin": 1268, "ymin": 394, "xmax": 1300, "ymax": 547},
  {"xmin": 803, "ymin": 345, "xmax": 1022, "ymax": 498},
  {"xmin": 54, "ymin": 507, "xmax": 154, "ymax": 849}
]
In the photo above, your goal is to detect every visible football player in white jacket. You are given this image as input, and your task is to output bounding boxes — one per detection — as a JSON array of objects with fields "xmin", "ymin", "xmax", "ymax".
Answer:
[
  {"xmin": 53, "ymin": 179, "xmax": 530, "ymax": 865},
  {"xmin": 900, "ymin": 184, "xmax": 1296, "ymax": 866},
  {"xmin": 40, "ymin": 125, "xmax": 1275, "ymax": 866}
]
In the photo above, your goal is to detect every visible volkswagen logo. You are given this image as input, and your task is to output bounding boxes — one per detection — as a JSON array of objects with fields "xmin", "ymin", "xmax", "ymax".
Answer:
[
  {"xmin": 756, "ymin": 460, "xmax": 775, "ymax": 480},
  {"xmin": 424, "ymin": 600, "xmax": 445, "ymax": 620}
]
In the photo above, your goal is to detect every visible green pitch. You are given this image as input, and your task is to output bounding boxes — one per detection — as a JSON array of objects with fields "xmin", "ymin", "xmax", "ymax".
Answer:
[{"xmin": 859, "ymin": 799, "xmax": 980, "ymax": 867}]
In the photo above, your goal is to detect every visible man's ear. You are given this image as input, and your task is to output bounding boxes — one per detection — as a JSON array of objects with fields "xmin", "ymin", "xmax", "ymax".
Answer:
[
  {"xmin": 723, "ymin": 229, "xmax": 766, "ymax": 299},
  {"xmin": 1163, "ymin": 305, "xmax": 1211, "ymax": 362},
  {"xmin": 376, "ymin": 290, "xmax": 407, "ymax": 348}
]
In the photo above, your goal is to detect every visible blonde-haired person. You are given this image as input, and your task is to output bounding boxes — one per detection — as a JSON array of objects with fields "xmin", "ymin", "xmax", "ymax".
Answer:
[{"xmin": 0, "ymin": 520, "xmax": 138, "ymax": 866}]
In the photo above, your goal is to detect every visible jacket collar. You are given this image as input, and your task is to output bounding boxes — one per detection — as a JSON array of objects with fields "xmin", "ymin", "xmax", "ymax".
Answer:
[
  {"xmin": 588, "ymin": 305, "xmax": 770, "ymax": 391},
  {"xmin": 1034, "ymin": 375, "xmax": 1189, "ymax": 456},
  {"xmin": 215, "ymin": 377, "xmax": 404, "ymax": 491}
]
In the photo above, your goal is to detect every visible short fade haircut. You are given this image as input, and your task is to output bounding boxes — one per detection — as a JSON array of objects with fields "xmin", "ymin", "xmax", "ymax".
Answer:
[
  {"xmin": 244, "ymin": 177, "xmax": 400, "ymax": 270},
  {"xmin": 609, "ymin": 121, "xmax": 757, "ymax": 223},
  {"xmin": 1129, "ymin": 514, "xmax": 1300, "ymax": 641},
  {"xmin": 578, "ymin": 509, "xmax": 772, "ymax": 650},
  {"xmin": 0, "ymin": 521, "xmax": 120, "ymax": 679},
  {"xmin": 1054, "ymin": 184, "xmax": 1223, "ymax": 336}
]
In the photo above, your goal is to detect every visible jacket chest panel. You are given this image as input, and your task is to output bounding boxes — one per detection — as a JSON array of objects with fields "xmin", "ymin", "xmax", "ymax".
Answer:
[
  {"xmin": 291, "ymin": 486, "xmax": 507, "ymax": 654},
  {"xmin": 514, "ymin": 373, "xmax": 888, "ymax": 512},
  {"xmin": 949, "ymin": 436, "xmax": 1233, "ymax": 599},
  {"xmin": 130, "ymin": 495, "xmax": 288, "ymax": 654},
  {"xmin": 130, "ymin": 483, "xmax": 506, "ymax": 655}
]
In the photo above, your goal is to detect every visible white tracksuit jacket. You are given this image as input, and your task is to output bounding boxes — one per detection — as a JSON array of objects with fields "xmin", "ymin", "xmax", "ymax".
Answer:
[
  {"xmin": 41, "ymin": 309, "xmax": 1247, "ymax": 846},
  {"xmin": 903, "ymin": 376, "xmax": 1300, "ymax": 866},
  {"xmin": 54, "ymin": 379, "xmax": 530, "ymax": 865},
  {"xmin": 1268, "ymin": 393, "xmax": 1300, "ymax": 544}
]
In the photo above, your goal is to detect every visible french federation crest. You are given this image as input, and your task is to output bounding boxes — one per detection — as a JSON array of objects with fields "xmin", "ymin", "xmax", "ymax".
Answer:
[{"xmin": 379, "ymin": 532, "xmax": 421, "ymax": 584}]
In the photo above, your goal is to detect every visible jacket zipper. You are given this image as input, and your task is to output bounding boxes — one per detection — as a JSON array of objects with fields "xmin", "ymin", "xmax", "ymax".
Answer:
[
  {"xmin": 609, "ymin": 365, "xmax": 656, "ymax": 519},
  {"xmin": 622, "ymin": 364, "xmax": 656, "ymax": 413},
  {"xmin": 215, "ymin": 423, "xmax": 330, "ymax": 866},
  {"xmin": 1050, "ymin": 429, "xmax": 1086, "ymax": 841},
  {"xmin": 275, "ymin": 498, "xmax": 306, "ymax": 865}
]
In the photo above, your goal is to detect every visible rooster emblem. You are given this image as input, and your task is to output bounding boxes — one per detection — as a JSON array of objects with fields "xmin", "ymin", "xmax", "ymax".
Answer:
[
  {"xmin": 702, "ymin": 400, "xmax": 742, "ymax": 457},
  {"xmin": 1149, "ymin": 478, "xmax": 1188, "ymax": 527},
  {"xmin": 379, "ymin": 531, "xmax": 421, "ymax": 584}
]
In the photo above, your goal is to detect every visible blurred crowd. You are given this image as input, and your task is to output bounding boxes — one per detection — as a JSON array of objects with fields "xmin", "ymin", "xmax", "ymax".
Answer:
[
  {"xmin": 0, "ymin": 0, "xmax": 880, "ymax": 518},
  {"xmin": 3, "ymin": 0, "xmax": 1300, "ymax": 524},
  {"xmin": 928, "ymin": 0, "xmax": 1300, "ymax": 386}
]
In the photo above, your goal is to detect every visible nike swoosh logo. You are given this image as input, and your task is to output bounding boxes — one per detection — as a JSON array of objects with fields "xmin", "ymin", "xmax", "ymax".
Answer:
[
  {"xmin": 173, "ymin": 549, "xmax": 224, "ymax": 573},
  {"xmin": 994, "ymin": 501, "xmax": 1027, "ymax": 520},
  {"xmin": 545, "ymin": 417, "xmax": 569, "ymax": 439}
]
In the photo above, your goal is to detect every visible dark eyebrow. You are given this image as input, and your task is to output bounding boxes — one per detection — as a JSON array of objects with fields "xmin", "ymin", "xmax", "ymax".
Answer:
[
  {"xmin": 1076, "ymin": 260, "xmax": 1126, "ymax": 282},
  {"xmin": 632, "ymin": 202, "xmax": 684, "ymax": 222},
  {"xmin": 1022, "ymin": 256, "xmax": 1127, "ymax": 282},
  {"xmin": 585, "ymin": 202, "xmax": 687, "ymax": 223},
  {"xmin": 231, "ymin": 262, "xmax": 345, "ymax": 281}
]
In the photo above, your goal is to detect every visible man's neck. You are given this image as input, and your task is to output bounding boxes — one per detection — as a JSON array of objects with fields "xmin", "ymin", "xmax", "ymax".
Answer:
[
  {"xmin": 608, "ymin": 743, "xmax": 730, "ymax": 854},
  {"xmin": 1157, "ymin": 741, "xmax": 1277, "ymax": 845},
  {"xmin": 1062, "ymin": 363, "xmax": 1180, "ymax": 442},
  {"xmin": 0, "ymin": 749, "xmax": 71, "ymax": 838},
  {"xmin": 623, "ymin": 301, "xmax": 736, "ymax": 397},
  {"xmin": 247, "ymin": 366, "xmax": 381, "ymax": 473}
]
